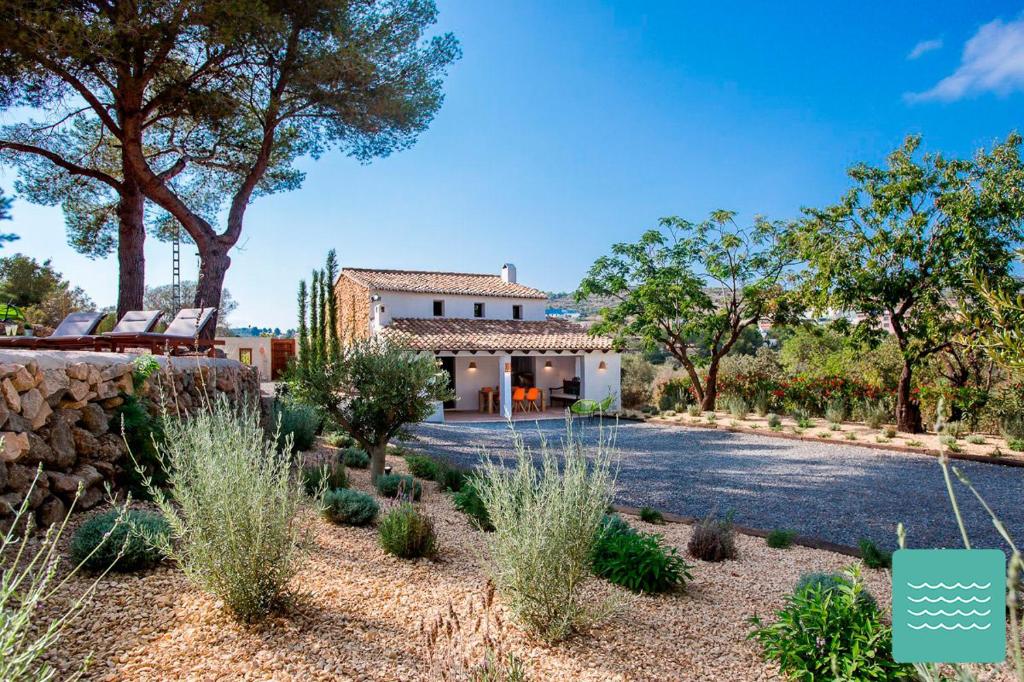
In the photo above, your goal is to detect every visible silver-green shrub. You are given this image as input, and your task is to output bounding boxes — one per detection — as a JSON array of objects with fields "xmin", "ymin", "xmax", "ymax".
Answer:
[
  {"xmin": 475, "ymin": 424, "xmax": 616, "ymax": 642},
  {"xmin": 147, "ymin": 396, "xmax": 308, "ymax": 622}
]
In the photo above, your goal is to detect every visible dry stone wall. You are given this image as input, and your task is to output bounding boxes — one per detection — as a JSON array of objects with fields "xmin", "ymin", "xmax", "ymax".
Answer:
[{"xmin": 0, "ymin": 350, "xmax": 259, "ymax": 528}]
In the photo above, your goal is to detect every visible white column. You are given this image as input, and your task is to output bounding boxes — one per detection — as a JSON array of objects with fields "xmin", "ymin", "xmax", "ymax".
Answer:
[{"xmin": 499, "ymin": 353, "xmax": 513, "ymax": 419}]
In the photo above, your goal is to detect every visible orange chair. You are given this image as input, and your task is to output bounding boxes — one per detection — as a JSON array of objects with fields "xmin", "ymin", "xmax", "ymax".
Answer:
[
  {"xmin": 512, "ymin": 387, "xmax": 526, "ymax": 412},
  {"xmin": 525, "ymin": 387, "xmax": 541, "ymax": 412}
]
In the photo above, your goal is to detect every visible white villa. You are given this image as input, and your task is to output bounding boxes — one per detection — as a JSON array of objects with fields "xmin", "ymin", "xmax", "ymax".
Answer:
[{"xmin": 334, "ymin": 264, "xmax": 621, "ymax": 421}]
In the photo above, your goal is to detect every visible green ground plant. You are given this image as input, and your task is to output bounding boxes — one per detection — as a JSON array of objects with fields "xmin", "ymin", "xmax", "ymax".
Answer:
[
  {"xmin": 688, "ymin": 512, "xmax": 737, "ymax": 562},
  {"xmin": 321, "ymin": 488, "xmax": 379, "ymax": 526},
  {"xmin": 765, "ymin": 529, "xmax": 796, "ymax": 549},
  {"xmin": 475, "ymin": 425, "xmax": 615, "ymax": 642},
  {"xmin": 378, "ymin": 503, "xmax": 437, "ymax": 558},
  {"xmin": 857, "ymin": 539, "xmax": 891, "ymax": 569},
  {"xmin": 452, "ymin": 479, "xmax": 493, "ymax": 531},
  {"xmin": 592, "ymin": 527, "xmax": 692, "ymax": 594},
  {"xmin": 375, "ymin": 474, "xmax": 422, "ymax": 501},
  {"xmin": 273, "ymin": 399, "xmax": 320, "ymax": 453},
  {"xmin": 70, "ymin": 509, "xmax": 170, "ymax": 573},
  {"xmin": 639, "ymin": 506, "xmax": 664, "ymax": 524},
  {"xmin": 302, "ymin": 461, "xmax": 348, "ymax": 497},
  {"xmin": 342, "ymin": 447, "xmax": 370, "ymax": 469},
  {"xmin": 405, "ymin": 453, "xmax": 441, "ymax": 480}
]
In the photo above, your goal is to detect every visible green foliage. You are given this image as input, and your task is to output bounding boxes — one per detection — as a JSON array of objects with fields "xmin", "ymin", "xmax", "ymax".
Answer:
[
  {"xmin": 655, "ymin": 376, "xmax": 692, "ymax": 412},
  {"xmin": 766, "ymin": 413, "xmax": 782, "ymax": 428},
  {"xmin": 967, "ymin": 435, "xmax": 986, "ymax": 445},
  {"xmin": 70, "ymin": 509, "xmax": 170, "ymax": 573},
  {"xmin": 375, "ymin": 474, "xmax": 422, "ymax": 501},
  {"xmin": 291, "ymin": 336, "xmax": 455, "ymax": 479},
  {"xmin": 794, "ymin": 572, "xmax": 877, "ymax": 611},
  {"xmin": 302, "ymin": 461, "xmax": 348, "ymax": 497},
  {"xmin": 944, "ymin": 420, "xmax": 966, "ymax": 439},
  {"xmin": 639, "ymin": 506, "xmax": 664, "ymax": 524},
  {"xmin": 321, "ymin": 489, "xmax": 378, "ymax": 526},
  {"xmin": 687, "ymin": 513, "xmax": 737, "ymax": 562},
  {"xmin": 794, "ymin": 134, "xmax": 1024, "ymax": 432},
  {"xmin": 858, "ymin": 539, "xmax": 892, "ymax": 569},
  {"xmin": 114, "ymin": 394, "xmax": 166, "ymax": 497},
  {"xmin": 792, "ymin": 407, "xmax": 812, "ymax": 428},
  {"xmin": 621, "ymin": 354, "xmax": 657, "ymax": 408},
  {"xmin": 324, "ymin": 431, "xmax": 354, "ymax": 448},
  {"xmin": 686, "ymin": 404, "xmax": 701, "ymax": 417},
  {"xmin": 825, "ymin": 398, "xmax": 848, "ymax": 425},
  {"xmin": 765, "ymin": 529, "xmax": 796, "ymax": 549},
  {"xmin": 436, "ymin": 462, "xmax": 470, "ymax": 492},
  {"xmin": 1009, "ymin": 438, "xmax": 1024, "ymax": 452},
  {"xmin": 452, "ymin": 480, "xmax": 493, "ymax": 531},
  {"xmin": 378, "ymin": 504, "xmax": 437, "ymax": 559},
  {"xmin": 273, "ymin": 399, "xmax": 320, "ymax": 453},
  {"xmin": 861, "ymin": 399, "xmax": 889, "ymax": 430},
  {"xmin": 578, "ymin": 212, "xmax": 798, "ymax": 410},
  {"xmin": 341, "ymin": 447, "xmax": 370, "ymax": 469},
  {"xmin": 405, "ymin": 453, "xmax": 441, "ymax": 480},
  {"xmin": 475, "ymin": 427, "xmax": 615, "ymax": 642},
  {"xmin": 725, "ymin": 395, "xmax": 749, "ymax": 419},
  {"xmin": 146, "ymin": 397, "xmax": 308, "ymax": 622},
  {"xmin": 592, "ymin": 528, "xmax": 692, "ymax": 594},
  {"xmin": 940, "ymin": 435, "xmax": 962, "ymax": 452},
  {"xmin": 749, "ymin": 567, "xmax": 909, "ymax": 680}
]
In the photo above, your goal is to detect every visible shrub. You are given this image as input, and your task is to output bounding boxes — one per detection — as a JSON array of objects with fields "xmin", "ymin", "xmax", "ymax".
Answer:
[
  {"xmin": 301, "ymin": 461, "xmax": 348, "ymax": 497},
  {"xmin": 940, "ymin": 435, "xmax": 962, "ymax": 452},
  {"xmin": 858, "ymin": 539, "xmax": 892, "ymax": 569},
  {"xmin": 148, "ymin": 397, "xmax": 308, "ymax": 622},
  {"xmin": 795, "ymin": 572, "xmax": 877, "ymax": 611},
  {"xmin": 1009, "ymin": 438, "xmax": 1024, "ymax": 452},
  {"xmin": 862, "ymin": 400, "xmax": 889, "ymax": 430},
  {"xmin": 824, "ymin": 399, "xmax": 847, "ymax": 426},
  {"xmin": 70, "ymin": 509, "xmax": 170, "ymax": 573},
  {"xmin": 639, "ymin": 506, "xmax": 664, "ymax": 524},
  {"xmin": 322, "ymin": 489, "xmax": 379, "ymax": 526},
  {"xmin": 436, "ymin": 462, "xmax": 470, "ymax": 492},
  {"xmin": 378, "ymin": 504, "xmax": 437, "ymax": 558},
  {"xmin": 621, "ymin": 354, "xmax": 656, "ymax": 408},
  {"xmin": 686, "ymin": 404, "xmax": 701, "ymax": 417},
  {"xmin": 656, "ymin": 377, "xmax": 692, "ymax": 412},
  {"xmin": 324, "ymin": 431, "xmax": 354, "ymax": 448},
  {"xmin": 475, "ymin": 427, "xmax": 615, "ymax": 642},
  {"xmin": 944, "ymin": 420, "xmax": 965, "ymax": 439},
  {"xmin": 829, "ymin": 422, "xmax": 841, "ymax": 431},
  {"xmin": 113, "ymin": 394, "xmax": 166, "ymax": 497},
  {"xmin": 765, "ymin": 529, "xmax": 795, "ymax": 549},
  {"xmin": 753, "ymin": 390, "xmax": 771, "ymax": 417},
  {"xmin": 375, "ymin": 474, "xmax": 422, "ymax": 501},
  {"xmin": 725, "ymin": 395, "xmax": 749, "ymax": 420},
  {"xmin": 883, "ymin": 427, "xmax": 896, "ymax": 439},
  {"xmin": 766, "ymin": 413, "xmax": 781, "ymax": 428},
  {"xmin": 688, "ymin": 513, "xmax": 737, "ymax": 562},
  {"xmin": 791, "ymin": 408, "xmax": 812, "ymax": 429},
  {"xmin": 750, "ymin": 567, "xmax": 909, "ymax": 681},
  {"xmin": 273, "ymin": 399, "xmax": 320, "ymax": 453},
  {"xmin": 405, "ymin": 454, "xmax": 441, "ymax": 480},
  {"xmin": 592, "ymin": 529, "xmax": 692, "ymax": 593},
  {"xmin": 906, "ymin": 439, "xmax": 923, "ymax": 447},
  {"xmin": 342, "ymin": 447, "xmax": 370, "ymax": 469},
  {"xmin": 967, "ymin": 435, "xmax": 986, "ymax": 445},
  {"xmin": 845, "ymin": 431, "xmax": 858, "ymax": 440},
  {"xmin": 452, "ymin": 480, "xmax": 493, "ymax": 531},
  {"xmin": 704, "ymin": 412, "xmax": 717, "ymax": 423}
]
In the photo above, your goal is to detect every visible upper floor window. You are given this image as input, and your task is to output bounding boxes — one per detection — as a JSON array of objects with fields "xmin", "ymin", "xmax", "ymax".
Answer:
[
  {"xmin": 474, "ymin": 302, "xmax": 485, "ymax": 318},
  {"xmin": 512, "ymin": 304, "xmax": 523, "ymax": 320},
  {"xmin": 433, "ymin": 300, "xmax": 444, "ymax": 316}
]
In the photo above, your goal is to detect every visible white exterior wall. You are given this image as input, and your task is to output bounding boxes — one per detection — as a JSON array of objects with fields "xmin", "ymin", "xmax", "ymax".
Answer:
[
  {"xmin": 218, "ymin": 336, "xmax": 273, "ymax": 380},
  {"xmin": 581, "ymin": 352, "xmax": 621, "ymax": 410},
  {"xmin": 450, "ymin": 355, "xmax": 502, "ymax": 411},
  {"xmin": 534, "ymin": 355, "xmax": 576, "ymax": 396},
  {"xmin": 376, "ymin": 291, "xmax": 546, "ymax": 321}
]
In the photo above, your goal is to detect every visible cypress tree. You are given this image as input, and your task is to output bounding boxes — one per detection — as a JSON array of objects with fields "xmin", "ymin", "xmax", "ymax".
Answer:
[
  {"xmin": 325, "ymin": 250, "xmax": 340, "ymax": 360},
  {"xmin": 310, "ymin": 270, "xmax": 321, "ymax": 366},
  {"xmin": 297, "ymin": 280, "xmax": 309, "ymax": 372}
]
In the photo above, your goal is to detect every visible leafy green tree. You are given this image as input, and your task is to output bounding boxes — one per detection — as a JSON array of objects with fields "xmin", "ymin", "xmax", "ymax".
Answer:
[
  {"xmin": 795, "ymin": 135, "xmax": 1024, "ymax": 432},
  {"xmin": 968, "ymin": 258, "xmax": 1024, "ymax": 370},
  {"xmin": 578, "ymin": 211, "xmax": 797, "ymax": 411},
  {"xmin": 0, "ymin": 188, "xmax": 15, "ymax": 246},
  {"xmin": 143, "ymin": 281, "xmax": 237, "ymax": 333},
  {"xmin": 0, "ymin": 254, "xmax": 93, "ymax": 327},
  {"xmin": 293, "ymin": 337, "xmax": 453, "ymax": 481}
]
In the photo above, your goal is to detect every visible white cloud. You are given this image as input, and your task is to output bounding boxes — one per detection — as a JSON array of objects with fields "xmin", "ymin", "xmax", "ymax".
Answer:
[
  {"xmin": 908, "ymin": 17, "xmax": 1024, "ymax": 102},
  {"xmin": 908, "ymin": 38, "xmax": 943, "ymax": 60}
]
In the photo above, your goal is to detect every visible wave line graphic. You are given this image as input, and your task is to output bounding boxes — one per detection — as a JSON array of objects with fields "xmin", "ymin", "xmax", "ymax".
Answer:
[
  {"xmin": 907, "ymin": 609, "xmax": 992, "ymax": 617},
  {"xmin": 907, "ymin": 596, "xmax": 991, "ymax": 604},
  {"xmin": 907, "ymin": 582, "xmax": 991, "ymax": 590},
  {"xmin": 907, "ymin": 622, "xmax": 992, "ymax": 631}
]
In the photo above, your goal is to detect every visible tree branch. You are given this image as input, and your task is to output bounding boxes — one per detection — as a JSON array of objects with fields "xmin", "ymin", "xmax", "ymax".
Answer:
[{"xmin": 0, "ymin": 141, "xmax": 123, "ymax": 191}]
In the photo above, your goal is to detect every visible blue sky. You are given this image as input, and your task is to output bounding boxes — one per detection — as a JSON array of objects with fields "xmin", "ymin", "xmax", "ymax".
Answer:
[{"xmin": 3, "ymin": 1, "xmax": 1024, "ymax": 330}]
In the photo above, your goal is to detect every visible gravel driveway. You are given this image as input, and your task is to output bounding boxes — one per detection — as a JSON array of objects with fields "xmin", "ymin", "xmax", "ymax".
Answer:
[{"xmin": 407, "ymin": 419, "xmax": 1024, "ymax": 551}]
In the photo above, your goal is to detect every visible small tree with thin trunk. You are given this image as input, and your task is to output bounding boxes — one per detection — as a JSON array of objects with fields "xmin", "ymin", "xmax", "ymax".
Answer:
[
  {"xmin": 577, "ymin": 211, "xmax": 797, "ymax": 411},
  {"xmin": 795, "ymin": 134, "xmax": 1024, "ymax": 433},
  {"xmin": 293, "ymin": 336, "xmax": 453, "ymax": 481}
]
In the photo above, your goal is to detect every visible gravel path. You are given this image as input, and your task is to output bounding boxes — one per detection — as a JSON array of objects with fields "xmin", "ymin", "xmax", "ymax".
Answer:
[{"xmin": 408, "ymin": 419, "xmax": 1024, "ymax": 551}]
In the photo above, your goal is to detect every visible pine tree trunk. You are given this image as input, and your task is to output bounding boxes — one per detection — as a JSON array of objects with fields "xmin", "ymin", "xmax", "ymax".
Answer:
[
  {"xmin": 194, "ymin": 246, "xmax": 230, "ymax": 340},
  {"xmin": 116, "ymin": 176, "xmax": 146, "ymax": 319},
  {"xmin": 370, "ymin": 443, "xmax": 388, "ymax": 483},
  {"xmin": 895, "ymin": 361, "xmax": 922, "ymax": 433}
]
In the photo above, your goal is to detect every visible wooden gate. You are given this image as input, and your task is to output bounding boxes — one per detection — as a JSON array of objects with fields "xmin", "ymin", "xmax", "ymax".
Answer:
[{"xmin": 270, "ymin": 338, "xmax": 296, "ymax": 380}]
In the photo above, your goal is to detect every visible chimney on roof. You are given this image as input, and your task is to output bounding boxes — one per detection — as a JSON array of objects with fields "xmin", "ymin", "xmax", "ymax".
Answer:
[{"xmin": 501, "ymin": 263, "xmax": 516, "ymax": 284}]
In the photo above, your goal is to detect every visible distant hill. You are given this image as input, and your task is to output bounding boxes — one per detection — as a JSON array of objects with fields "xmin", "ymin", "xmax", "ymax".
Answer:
[{"xmin": 545, "ymin": 291, "xmax": 614, "ymax": 320}]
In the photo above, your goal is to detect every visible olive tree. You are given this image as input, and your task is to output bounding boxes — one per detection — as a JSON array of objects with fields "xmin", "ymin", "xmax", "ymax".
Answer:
[
  {"xmin": 292, "ymin": 337, "xmax": 453, "ymax": 481},
  {"xmin": 795, "ymin": 135, "xmax": 1024, "ymax": 432},
  {"xmin": 577, "ymin": 211, "xmax": 797, "ymax": 411}
]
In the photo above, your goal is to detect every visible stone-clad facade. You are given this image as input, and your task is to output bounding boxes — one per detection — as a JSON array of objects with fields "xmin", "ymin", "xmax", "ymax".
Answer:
[{"xmin": 0, "ymin": 351, "xmax": 259, "ymax": 529}]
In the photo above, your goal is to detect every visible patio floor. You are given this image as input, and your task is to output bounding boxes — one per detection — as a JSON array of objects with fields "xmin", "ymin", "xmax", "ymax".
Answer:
[{"xmin": 443, "ymin": 407, "xmax": 567, "ymax": 423}]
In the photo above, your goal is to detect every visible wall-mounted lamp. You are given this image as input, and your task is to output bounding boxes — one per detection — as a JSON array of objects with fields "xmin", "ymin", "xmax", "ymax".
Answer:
[
  {"xmin": 544, "ymin": 360, "xmax": 552, "ymax": 370},
  {"xmin": 370, "ymin": 294, "xmax": 381, "ymax": 302},
  {"xmin": 504, "ymin": 362, "xmax": 512, "ymax": 373},
  {"xmin": 468, "ymin": 361, "xmax": 477, "ymax": 371},
  {"xmin": 598, "ymin": 360, "xmax": 607, "ymax": 371}
]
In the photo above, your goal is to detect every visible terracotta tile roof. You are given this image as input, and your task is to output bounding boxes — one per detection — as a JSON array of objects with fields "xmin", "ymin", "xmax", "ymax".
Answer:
[
  {"xmin": 379, "ymin": 318, "xmax": 614, "ymax": 352},
  {"xmin": 341, "ymin": 268, "xmax": 548, "ymax": 299}
]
